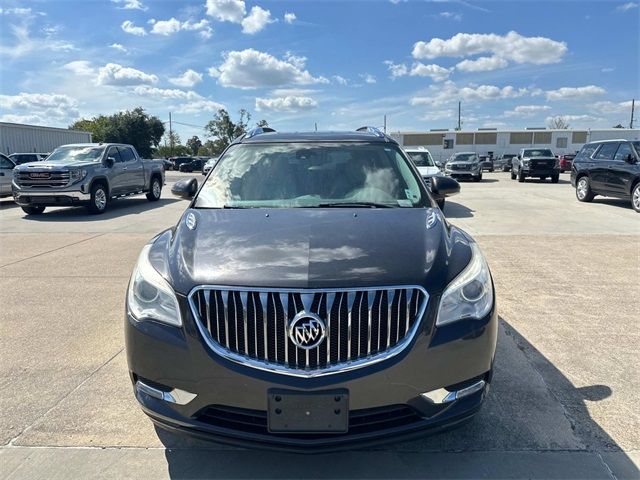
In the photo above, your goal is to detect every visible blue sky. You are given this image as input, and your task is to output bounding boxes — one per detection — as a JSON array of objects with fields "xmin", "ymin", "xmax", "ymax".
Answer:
[{"xmin": 1, "ymin": 0, "xmax": 638, "ymax": 141}]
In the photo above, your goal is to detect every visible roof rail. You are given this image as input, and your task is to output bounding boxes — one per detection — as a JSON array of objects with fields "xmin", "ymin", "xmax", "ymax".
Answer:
[
  {"xmin": 356, "ymin": 126, "xmax": 386, "ymax": 138},
  {"xmin": 244, "ymin": 126, "xmax": 276, "ymax": 139}
]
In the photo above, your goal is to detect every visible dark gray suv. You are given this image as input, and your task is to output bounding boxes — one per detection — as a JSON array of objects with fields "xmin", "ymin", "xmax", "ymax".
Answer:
[{"xmin": 125, "ymin": 127, "xmax": 497, "ymax": 451}]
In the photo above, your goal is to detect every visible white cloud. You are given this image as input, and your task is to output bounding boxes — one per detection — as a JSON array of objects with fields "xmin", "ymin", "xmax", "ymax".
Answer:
[
  {"xmin": 175, "ymin": 99, "xmax": 225, "ymax": 113},
  {"xmin": 438, "ymin": 11, "xmax": 462, "ymax": 21},
  {"xmin": 504, "ymin": 105, "xmax": 552, "ymax": 117},
  {"xmin": 96, "ymin": 63, "xmax": 158, "ymax": 86},
  {"xmin": 412, "ymin": 31, "xmax": 567, "ymax": 70},
  {"xmin": 64, "ymin": 60, "xmax": 95, "ymax": 76},
  {"xmin": 205, "ymin": 0, "xmax": 246, "ymax": 23},
  {"xmin": 1, "ymin": 7, "xmax": 34, "ymax": 15},
  {"xmin": 546, "ymin": 114, "xmax": 601, "ymax": 124},
  {"xmin": 0, "ymin": 22, "xmax": 75, "ymax": 58},
  {"xmin": 150, "ymin": 18, "xmax": 182, "ymax": 35},
  {"xmin": 418, "ymin": 109, "xmax": 455, "ymax": 121},
  {"xmin": 121, "ymin": 20, "xmax": 146, "ymax": 36},
  {"xmin": 133, "ymin": 86, "xmax": 201, "ymax": 100},
  {"xmin": 208, "ymin": 66, "xmax": 220, "ymax": 77},
  {"xmin": 255, "ymin": 95, "xmax": 318, "ymax": 112},
  {"xmin": 213, "ymin": 48, "xmax": 328, "ymax": 89},
  {"xmin": 241, "ymin": 6, "xmax": 273, "ymax": 34},
  {"xmin": 360, "ymin": 73, "xmax": 377, "ymax": 84},
  {"xmin": 545, "ymin": 85, "xmax": 606, "ymax": 101},
  {"xmin": 456, "ymin": 56, "xmax": 508, "ymax": 72},
  {"xmin": 284, "ymin": 12, "xmax": 296, "ymax": 24},
  {"xmin": 615, "ymin": 2, "xmax": 638, "ymax": 11},
  {"xmin": 0, "ymin": 92, "xmax": 79, "ymax": 125},
  {"xmin": 384, "ymin": 61, "xmax": 451, "ymax": 81},
  {"xmin": 148, "ymin": 18, "xmax": 212, "ymax": 37},
  {"xmin": 411, "ymin": 81, "xmax": 529, "ymax": 107},
  {"xmin": 591, "ymin": 100, "xmax": 633, "ymax": 114},
  {"xmin": 333, "ymin": 75, "xmax": 348, "ymax": 85},
  {"xmin": 169, "ymin": 69, "xmax": 203, "ymax": 87},
  {"xmin": 110, "ymin": 43, "xmax": 128, "ymax": 53},
  {"xmin": 111, "ymin": 0, "xmax": 147, "ymax": 11}
]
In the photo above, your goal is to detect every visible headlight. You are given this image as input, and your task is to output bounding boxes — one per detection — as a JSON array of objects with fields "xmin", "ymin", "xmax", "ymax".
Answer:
[
  {"xmin": 13, "ymin": 169, "xmax": 20, "ymax": 178},
  {"xmin": 522, "ymin": 160, "xmax": 530, "ymax": 167},
  {"xmin": 69, "ymin": 169, "xmax": 87, "ymax": 183},
  {"xmin": 436, "ymin": 242, "xmax": 493, "ymax": 326},
  {"xmin": 127, "ymin": 244, "xmax": 182, "ymax": 327}
]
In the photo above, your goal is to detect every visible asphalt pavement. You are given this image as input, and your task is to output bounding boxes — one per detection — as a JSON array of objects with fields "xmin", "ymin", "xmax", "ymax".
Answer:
[{"xmin": 0, "ymin": 172, "xmax": 638, "ymax": 479}]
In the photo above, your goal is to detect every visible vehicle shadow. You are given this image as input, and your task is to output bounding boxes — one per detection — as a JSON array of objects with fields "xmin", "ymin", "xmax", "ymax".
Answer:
[
  {"xmin": 0, "ymin": 199, "xmax": 18, "ymax": 210},
  {"xmin": 19, "ymin": 197, "xmax": 179, "ymax": 222},
  {"xmin": 591, "ymin": 197, "xmax": 633, "ymax": 211},
  {"xmin": 156, "ymin": 319, "xmax": 635, "ymax": 479},
  {"xmin": 442, "ymin": 201, "xmax": 474, "ymax": 219}
]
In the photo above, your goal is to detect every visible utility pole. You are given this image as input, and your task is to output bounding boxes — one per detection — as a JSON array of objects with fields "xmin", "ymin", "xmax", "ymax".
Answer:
[
  {"xmin": 457, "ymin": 101, "xmax": 461, "ymax": 131},
  {"xmin": 314, "ymin": 122, "xmax": 317, "ymax": 132},
  {"xmin": 383, "ymin": 115, "xmax": 387, "ymax": 133},
  {"xmin": 630, "ymin": 99, "xmax": 635, "ymax": 129},
  {"xmin": 169, "ymin": 112, "xmax": 173, "ymax": 156}
]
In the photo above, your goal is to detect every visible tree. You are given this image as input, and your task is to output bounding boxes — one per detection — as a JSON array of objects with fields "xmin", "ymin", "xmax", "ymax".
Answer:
[
  {"xmin": 613, "ymin": 124, "xmax": 625, "ymax": 128},
  {"xmin": 70, "ymin": 107, "xmax": 164, "ymax": 158},
  {"xmin": 547, "ymin": 116, "xmax": 570, "ymax": 129},
  {"xmin": 154, "ymin": 144, "xmax": 190, "ymax": 158},
  {"xmin": 186, "ymin": 135, "xmax": 203, "ymax": 155},
  {"xmin": 256, "ymin": 119, "xmax": 270, "ymax": 128},
  {"xmin": 204, "ymin": 109, "xmax": 253, "ymax": 155}
]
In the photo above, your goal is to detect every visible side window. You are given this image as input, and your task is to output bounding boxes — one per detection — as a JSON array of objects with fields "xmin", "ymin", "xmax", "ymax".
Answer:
[
  {"xmin": 107, "ymin": 147, "xmax": 123, "ymax": 162},
  {"xmin": 613, "ymin": 143, "xmax": 633, "ymax": 161},
  {"xmin": 0, "ymin": 155, "xmax": 14, "ymax": 169},
  {"xmin": 576, "ymin": 144, "xmax": 597, "ymax": 160},
  {"xmin": 118, "ymin": 146, "xmax": 136, "ymax": 162},
  {"xmin": 594, "ymin": 142, "xmax": 619, "ymax": 161}
]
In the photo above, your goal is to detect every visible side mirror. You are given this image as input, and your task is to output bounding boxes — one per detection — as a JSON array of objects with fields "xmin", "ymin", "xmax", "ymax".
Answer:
[
  {"xmin": 431, "ymin": 176, "xmax": 460, "ymax": 197},
  {"xmin": 105, "ymin": 157, "xmax": 115, "ymax": 168},
  {"xmin": 172, "ymin": 178, "xmax": 198, "ymax": 199},
  {"xmin": 626, "ymin": 154, "xmax": 635, "ymax": 163}
]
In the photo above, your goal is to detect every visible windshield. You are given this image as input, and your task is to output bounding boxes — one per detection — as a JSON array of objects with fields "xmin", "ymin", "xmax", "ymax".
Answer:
[
  {"xmin": 523, "ymin": 149, "xmax": 554, "ymax": 157},
  {"xmin": 195, "ymin": 143, "xmax": 426, "ymax": 208},
  {"xmin": 10, "ymin": 154, "xmax": 37, "ymax": 165},
  {"xmin": 452, "ymin": 153, "xmax": 477, "ymax": 162},
  {"xmin": 45, "ymin": 146, "xmax": 105, "ymax": 163},
  {"xmin": 407, "ymin": 151, "xmax": 435, "ymax": 167}
]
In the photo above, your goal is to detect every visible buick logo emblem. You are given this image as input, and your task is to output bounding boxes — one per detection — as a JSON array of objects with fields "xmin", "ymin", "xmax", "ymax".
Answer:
[{"xmin": 288, "ymin": 311, "xmax": 326, "ymax": 350}]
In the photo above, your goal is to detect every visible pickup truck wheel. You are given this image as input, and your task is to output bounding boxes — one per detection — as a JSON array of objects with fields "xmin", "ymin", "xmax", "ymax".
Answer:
[
  {"xmin": 474, "ymin": 174, "xmax": 482, "ymax": 182},
  {"xmin": 576, "ymin": 176, "xmax": 595, "ymax": 202},
  {"xmin": 88, "ymin": 184, "xmax": 108, "ymax": 214},
  {"xmin": 21, "ymin": 206, "xmax": 45, "ymax": 215},
  {"xmin": 630, "ymin": 183, "xmax": 639, "ymax": 212},
  {"xmin": 146, "ymin": 177, "xmax": 162, "ymax": 202},
  {"xmin": 518, "ymin": 169, "xmax": 526, "ymax": 183},
  {"xmin": 551, "ymin": 174, "xmax": 559, "ymax": 183},
  {"xmin": 510, "ymin": 169, "xmax": 517, "ymax": 180}
]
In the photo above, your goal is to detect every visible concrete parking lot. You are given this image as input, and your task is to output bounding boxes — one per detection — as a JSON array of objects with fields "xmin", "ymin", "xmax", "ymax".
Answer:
[{"xmin": 0, "ymin": 172, "xmax": 638, "ymax": 479}]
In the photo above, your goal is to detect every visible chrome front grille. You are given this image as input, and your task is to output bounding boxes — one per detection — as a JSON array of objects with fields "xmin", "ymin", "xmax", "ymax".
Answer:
[
  {"xmin": 17, "ymin": 171, "xmax": 70, "ymax": 188},
  {"xmin": 189, "ymin": 286, "xmax": 429, "ymax": 377}
]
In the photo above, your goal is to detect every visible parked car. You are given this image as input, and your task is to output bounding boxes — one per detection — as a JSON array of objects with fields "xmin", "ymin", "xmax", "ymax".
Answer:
[
  {"xmin": 494, "ymin": 154, "xmax": 517, "ymax": 172},
  {"xmin": 511, "ymin": 148, "xmax": 559, "ymax": 183},
  {"xmin": 161, "ymin": 158, "xmax": 173, "ymax": 171},
  {"xmin": 12, "ymin": 143, "xmax": 165, "ymax": 215},
  {"xmin": 0, "ymin": 153, "xmax": 16, "ymax": 198},
  {"xmin": 558, "ymin": 153, "xmax": 576, "ymax": 173},
  {"xmin": 126, "ymin": 126, "xmax": 495, "ymax": 451},
  {"xmin": 571, "ymin": 139, "xmax": 640, "ymax": 213},
  {"xmin": 179, "ymin": 158, "xmax": 206, "ymax": 173},
  {"xmin": 479, "ymin": 155, "xmax": 494, "ymax": 172},
  {"xmin": 405, "ymin": 147, "xmax": 453, "ymax": 209},
  {"xmin": 169, "ymin": 156, "xmax": 194, "ymax": 171},
  {"xmin": 445, "ymin": 152, "xmax": 483, "ymax": 182},
  {"xmin": 9, "ymin": 153, "xmax": 49, "ymax": 164},
  {"xmin": 202, "ymin": 157, "xmax": 218, "ymax": 175}
]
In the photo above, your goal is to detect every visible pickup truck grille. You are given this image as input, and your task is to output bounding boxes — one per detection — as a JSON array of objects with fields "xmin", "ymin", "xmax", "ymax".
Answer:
[
  {"xmin": 530, "ymin": 159, "xmax": 555, "ymax": 169},
  {"xmin": 189, "ymin": 286, "xmax": 429, "ymax": 376},
  {"xmin": 16, "ymin": 171, "xmax": 70, "ymax": 188}
]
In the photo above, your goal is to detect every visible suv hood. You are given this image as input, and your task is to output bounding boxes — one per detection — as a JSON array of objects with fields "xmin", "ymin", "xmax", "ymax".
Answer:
[{"xmin": 154, "ymin": 208, "xmax": 472, "ymax": 295}]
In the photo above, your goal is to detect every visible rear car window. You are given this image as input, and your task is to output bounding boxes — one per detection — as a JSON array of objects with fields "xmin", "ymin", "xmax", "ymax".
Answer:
[{"xmin": 594, "ymin": 143, "xmax": 619, "ymax": 161}]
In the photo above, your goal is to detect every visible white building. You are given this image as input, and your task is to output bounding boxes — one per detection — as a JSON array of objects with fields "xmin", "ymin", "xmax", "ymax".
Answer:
[
  {"xmin": 390, "ymin": 128, "xmax": 640, "ymax": 163},
  {"xmin": 0, "ymin": 122, "xmax": 92, "ymax": 155}
]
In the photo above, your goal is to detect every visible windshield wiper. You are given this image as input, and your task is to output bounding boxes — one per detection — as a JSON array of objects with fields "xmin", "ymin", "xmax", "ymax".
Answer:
[{"xmin": 316, "ymin": 201, "xmax": 393, "ymax": 208}]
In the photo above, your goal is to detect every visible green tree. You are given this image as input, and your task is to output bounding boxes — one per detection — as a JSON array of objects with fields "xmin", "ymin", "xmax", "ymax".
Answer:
[
  {"xmin": 256, "ymin": 119, "xmax": 270, "ymax": 128},
  {"xmin": 613, "ymin": 124, "xmax": 625, "ymax": 128},
  {"xmin": 153, "ymin": 144, "xmax": 191, "ymax": 158},
  {"xmin": 186, "ymin": 135, "xmax": 203, "ymax": 155},
  {"xmin": 204, "ymin": 109, "xmax": 252, "ymax": 155},
  {"xmin": 70, "ymin": 107, "xmax": 164, "ymax": 158}
]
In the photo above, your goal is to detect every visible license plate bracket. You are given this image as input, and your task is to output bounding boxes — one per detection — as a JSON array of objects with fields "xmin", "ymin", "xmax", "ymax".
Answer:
[{"xmin": 267, "ymin": 389, "xmax": 348, "ymax": 433}]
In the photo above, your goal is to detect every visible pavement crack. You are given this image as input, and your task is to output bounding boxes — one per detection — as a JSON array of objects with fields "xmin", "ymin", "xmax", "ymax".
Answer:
[
  {"xmin": 7, "ymin": 347, "xmax": 124, "ymax": 446},
  {"xmin": 596, "ymin": 452, "xmax": 618, "ymax": 480},
  {"xmin": 0, "ymin": 233, "xmax": 107, "ymax": 269}
]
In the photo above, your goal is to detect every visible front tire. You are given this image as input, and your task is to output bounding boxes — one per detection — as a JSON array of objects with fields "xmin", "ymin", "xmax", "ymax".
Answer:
[
  {"xmin": 21, "ymin": 205, "xmax": 45, "ymax": 215},
  {"xmin": 576, "ymin": 176, "xmax": 595, "ymax": 202},
  {"xmin": 474, "ymin": 174, "xmax": 482, "ymax": 182},
  {"xmin": 88, "ymin": 183, "xmax": 108, "ymax": 214},
  {"xmin": 551, "ymin": 174, "xmax": 559, "ymax": 183},
  {"xmin": 518, "ymin": 169, "xmax": 525, "ymax": 183},
  {"xmin": 146, "ymin": 177, "xmax": 162, "ymax": 202},
  {"xmin": 510, "ymin": 169, "xmax": 517, "ymax": 180},
  {"xmin": 631, "ymin": 182, "xmax": 640, "ymax": 213}
]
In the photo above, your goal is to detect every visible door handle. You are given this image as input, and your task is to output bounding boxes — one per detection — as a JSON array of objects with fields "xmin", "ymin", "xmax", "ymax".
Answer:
[{"xmin": 122, "ymin": 167, "xmax": 128, "ymax": 171}]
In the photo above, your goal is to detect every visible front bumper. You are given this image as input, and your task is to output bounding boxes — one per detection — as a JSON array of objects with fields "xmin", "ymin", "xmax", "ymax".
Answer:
[
  {"xmin": 12, "ymin": 189, "xmax": 91, "ymax": 206},
  {"xmin": 521, "ymin": 167, "xmax": 560, "ymax": 176},
  {"xmin": 126, "ymin": 293, "xmax": 498, "ymax": 451}
]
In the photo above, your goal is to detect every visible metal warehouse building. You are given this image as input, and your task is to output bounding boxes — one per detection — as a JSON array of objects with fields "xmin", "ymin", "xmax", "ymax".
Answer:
[
  {"xmin": 390, "ymin": 128, "xmax": 640, "ymax": 163},
  {"xmin": 0, "ymin": 122, "xmax": 92, "ymax": 155}
]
